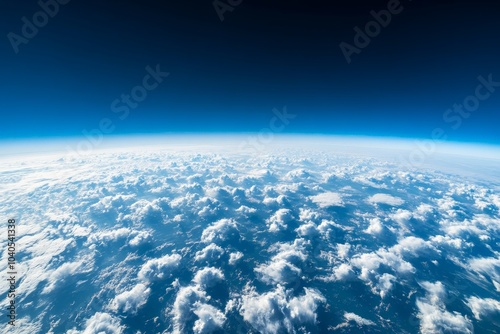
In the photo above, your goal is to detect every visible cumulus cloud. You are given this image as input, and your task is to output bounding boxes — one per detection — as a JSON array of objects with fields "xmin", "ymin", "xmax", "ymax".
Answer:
[
  {"xmin": 128, "ymin": 230, "xmax": 152, "ymax": 246},
  {"xmin": 351, "ymin": 248, "xmax": 414, "ymax": 276},
  {"xmin": 42, "ymin": 258, "xmax": 93, "ymax": 294},
  {"xmin": 194, "ymin": 243, "xmax": 224, "ymax": 263},
  {"xmin": 367, "ymin": 193, "xmax": 404, "ymax": 206},
  {"xmin": 468, "ymin": 256, "xmax": 500, "ymax": 286},
  {"xmin": 391, "ymin": 236, "xmax": 435, "ymax": 256},
  {"xmin": 333, "ymin": 312, "xmax": 376, "ymax": 329},
  {"xmin": 137, "ymin": 253, "xmax": 181, "ymax": 282},
  {"xmin": 267, "ymin": 208, "xmax": 293, "ymax": 232},
  {"xmin": 127, "ymin": 199, "xmax": 165, "ymax": 225},
  {"xmin": 201, "ymin": 218, "xmax": 239, "ymax": 244},
  {"xmin": 365, "ymin": 217, "xmax": 383, "ymax": 235},
  {"xmin": 255, "ymin": 239, "xmax": 308, "ymax": 285},
  {"xmin": 310, "ymin": 192, "xmax": 343, "ymax": 208},
  {"xmin": 256, "ymin": 258, "xmax": 302, "ymax": 285},
  {"xmin": 240, "ymin": 285, "xmax": 325, "ymax": 334},
  {"xmin": 349, "ymin": 243, "xmax": 419, "ymax": 298},
  {"xmin": 87, "ymin": 227, "xmax": 152, "ymax": 247},
  {"xmin": 430, "ymin": 235, "xmax": 469, "ymax": 249},
  {"xmin": 343, "ymin": 312, "xmax": 376, "ymax": 326},
  {"xmin": 228, "ymin": 251, "xmax": 243, "ymax": 265},
  {"xmin": 88, "ymin": 227, "xmax": 132, "ymax": 243},
  {"xmin": 111, "ymin": 283, "xmax": 151, "ymax": 314},
  {"xmin": 193, "ymin": 267, "xmax": 224, "ymax": 288},
  {"xmin": 298, "ymin": 208, "xmax": 321, "ymax": 223},
  {"xmin": 236, "ymin": 205, "xmax": 257, "ymax": 214},
  {"xmin": 295, "ymin": 221, "xmax": 320, "ymax": 237},
  {"xmin": 350, "ymin": 236, "xmax": 433, "ymax": 288},
  {"xmin": 193, "ymin": 302, "xmax": 226, "ymax": 334},
  {"xmin": 332, "ymin": 263, "xmax": 354, "ymax": 281},
  {"xmin": 466, "ymin": 296, "xmax": 500, "ymax": 320},
  {"xmin": 171, "ymin": 286, "xmax": 207, "ymax": 333},
  {"xmin": 337, "ymin": 243, "xmax": 351, "ymax": 259},
  {"xmin": 171, "ymin": 284, "xmax": 226, "ymax": 334},
  {"xmin": 416, "ymin": 281, "xmax": 472, "ymax": 334},
  {"xmin": 80, "ymin": 312, "xmax": 124, "ymax": 334},
  {"xmin": 375, "ymin": 273, "xmax": 396, "ymax": 299}
]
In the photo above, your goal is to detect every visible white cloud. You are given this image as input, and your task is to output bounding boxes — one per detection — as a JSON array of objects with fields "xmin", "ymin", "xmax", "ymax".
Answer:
[
  {"xmin": 332, "ymin": 263, "xmax": 354, "ymax": 281},
  {"xmin": 267, "ymin": 208, "xmax": 293, "ymax": 232},
  {"xmin": 391, "ymin": 236, "xmax": 435, "ymax": 256},
  {"xmin": 129, "ymin": 230, "xmax": 152, "ymax": 246},
  {"xmin": 42, "ymin": 258, "xmax": 92, "ymax": 294},
  {"xmin": 468, "ymin": 256, "xmax": 500, "ymax": 285},
  {"xmin": 375, "ymin": 273, "xmax": 396, "ymax": 299},
  {"xmin": 171, "ymin": 284, "xmax": 226, "ymax": 334},
  {"xmin": 337, "ymin": 243, "xmax": 351, "ymax": 259},
  {"xmin": 88, "ymin": 227, "xmax": 132, "ymax": 243},
  {"xmin": 367, "ymin": 193, "xmax": 404, "ymax": 206},
  {"xmin": 317, "ymin": 219, "xmax": 341, "ymax": 238},
  {"xmin": 285, "ymin": 168, "xmax": 313, "ymax": 181},
  {"xmin": 310, "ymin": 192, "xmax": 343, "ymax": 208},
  {"xmin": 351, "ymin": 248, "xmax": 414, "ymax": 276},
  {"xmin": 171, "ymin": 286, "xmax": 206, "ymax": 334},
  {"xmin": 493, "ymin": 280, "xmax": 500, "ymax": 292},
  {"xmin": 240, "ymin": 285, "xmax": 325, "ymax": 334},
  {"xmin": 87, "ymin": 227, "xmax": 152, "ymax": 247},
  {"xmin": 298, "ymin": 208, "xmax": 321, "ymax": 223},
  {"xmin": 365, "ymin": 217, "xmax": 383, "ymax": 235},
  {"xmin": 236, "ymin": 205, "xmax": 257, "ymax": 214},
  {"xmin": 349, "ymin": 242, "xmax": 421, "ymax": 298},
  {"xmin": 416, "ymin": 281, "xmax": 472, "ymax": 334},
  {"xmin": 256, "ymin": 259, "xmax": 301, "ymax": 285},
  {"xmin": 127, "ymin": 199, "xmax": 165, "ymax": 225},
  {"xmin": 194, "ymin": 243, "xmax": 224, "ymax": 263},
  {"xmin": 430, "ymin": 235, "xmax": 469, "ymax": 249},
  {"xmin": 295, "ymin": 222, "xmax": 320, "ymax": 237},
  {"xmin": 111, "ymin": 283, "xmax": 150, "ymax": 314},
  {"xmin": 193, "ymin": 267, "xmax": 224, "ymax": 288},
  {"xmin": 81, "ymin": 312, "xmax": 124, "ymax": 334},
  {"xmin": 201, "ymin": 218, "xmax": 239, "ymax": 244},
  {"xmin": 255, "ymin": 240, "xmax": 308, "ymax": 285},
  {"xmin": 466, "ymin": 296, "xmax": 500, "ymax": 320},
  {"xmin": 288, "ymin": 288, "xmax": 325, "ymax": 323},
  {"xmin": 137, "ymin": 253, "xmax": 181, "ymax": 282},
  {"xmin": 343, "ymin": 312, "xmax": 376, "ymax": 326},
  {"xmin": 14, "ymin": 234, "xmax": 77, "ymax": 298},
  {"xmin": 193, "ymin": 302, "xmax": 226, "ymax": 334},
  {"xmin": 228, "ymin": 251, "xmax": 243, "ymax": 265}
]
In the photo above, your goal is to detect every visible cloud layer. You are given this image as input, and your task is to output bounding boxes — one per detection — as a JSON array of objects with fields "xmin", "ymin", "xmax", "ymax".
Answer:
[{"xmin": 0, "ymin": 145, "xmax": 499, "ymax": 333}]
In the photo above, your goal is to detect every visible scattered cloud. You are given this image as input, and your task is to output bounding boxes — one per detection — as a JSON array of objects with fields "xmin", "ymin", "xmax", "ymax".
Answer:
[
  {"xmin": 310, "ymin": 192, "xmax": 343, "ymax": 208},
  {"xmin": 193, "ymin": 267, "xmax": 224, "ymax": 288},
  {"xmin": 333, "ymin": 312, "xmax": 376, "ymax": 329},
  {"xmin": 137, "ymin": 253, "xmax": 181, "ymax": 282},
  {"xmin": 240, "ymin": 285, "xmax": 325, "ymax": 334},
  {"xmin": 466, "ymin": 296, "xmax": 500, "ymax": 320},
  {"xmin": 367, "ymin": 193, "xmax": 404, "ymax": 206},
  {"xmin": 201, "ymin": 218, "xmax": 239, "ymax": 244},
  {"xmin": 111, "ymin": 283, "xmax": 151, "ymax": 314},
  {"xmin": 416, "ymin": 281, "xmax": 473, "ymax": 334}
]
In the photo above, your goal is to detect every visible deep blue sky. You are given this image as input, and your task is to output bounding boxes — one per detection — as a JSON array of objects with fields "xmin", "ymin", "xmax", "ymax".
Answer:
[{"xmin": 1, "ymin": 0, "xmax": 499, "ymax": 143}]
